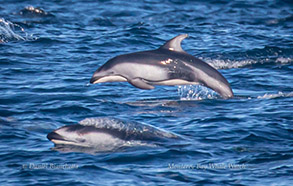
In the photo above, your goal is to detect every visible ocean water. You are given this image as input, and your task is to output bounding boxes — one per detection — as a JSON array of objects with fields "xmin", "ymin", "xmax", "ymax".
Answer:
[{"xmin": 0, "ymin": 0, "xmax": 292, "ymax": 185}]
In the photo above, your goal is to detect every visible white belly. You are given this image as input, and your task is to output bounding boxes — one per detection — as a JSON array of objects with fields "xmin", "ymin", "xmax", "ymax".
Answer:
[{"xmin": 151, "ymin": 79, "xmax": 199, "ymax": 86}]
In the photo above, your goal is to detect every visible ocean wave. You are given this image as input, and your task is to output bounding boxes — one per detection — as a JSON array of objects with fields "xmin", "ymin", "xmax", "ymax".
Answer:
[
  {"xmin": 266, "ymin": 14, "xmax": 293, "ymax": 26},
  {"xmin": 202, "ymin": 46, "xmax": 293, "ymax": 69},
  {"xmin": 177, "ymin": 86, "xmax": 293, "ymax": 101}
]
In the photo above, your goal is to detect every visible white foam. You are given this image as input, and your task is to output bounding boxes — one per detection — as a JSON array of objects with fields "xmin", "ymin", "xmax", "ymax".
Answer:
[
  {"xmin": 203, "ymin": 58, "xmax": 258, "ymax": 69},
  {"xmin": 257, "ymin": 92, "xmax": 293, "ymax": 99},
  {"xmin": 275, "ymin": 57, "xmax": 293, "ymax": 64}
]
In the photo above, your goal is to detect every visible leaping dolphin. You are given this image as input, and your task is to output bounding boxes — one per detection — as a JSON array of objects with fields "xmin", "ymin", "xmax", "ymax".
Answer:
[{"xmin": 90, "ymin": 34, "xmax": 233, "ymax": 98}]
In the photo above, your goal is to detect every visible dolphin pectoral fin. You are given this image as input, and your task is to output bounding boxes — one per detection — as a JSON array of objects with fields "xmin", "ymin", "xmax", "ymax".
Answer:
[{"xmin": 129, "ymin": 78, "xmax": 154, "ymax": 90}]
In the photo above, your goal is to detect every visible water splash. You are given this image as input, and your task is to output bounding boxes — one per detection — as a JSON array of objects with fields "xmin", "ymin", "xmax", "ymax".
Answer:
[
  {"xmin": 257, "ymin": 91, "xmax": 293, "ymax": 99},
  {"xmin": 203, "ymin": 57, "xmax": 292, "ymax": 69},
  {"xmin": 178, "ymin": 85, "xmax": 218, "ymax": 100},
  {"xmin": 0, "ymin": 18, "xmax": 34, "ymax": 43}
]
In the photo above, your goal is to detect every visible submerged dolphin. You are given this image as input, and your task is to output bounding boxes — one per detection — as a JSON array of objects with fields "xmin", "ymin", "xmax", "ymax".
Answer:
[
  {"xmin": 47, "ymin": 118, "xmax": 179, "ymax": 152},
  {"xmin": 90, "ymin": 34, "xmax": 233, "ymax": 98}
]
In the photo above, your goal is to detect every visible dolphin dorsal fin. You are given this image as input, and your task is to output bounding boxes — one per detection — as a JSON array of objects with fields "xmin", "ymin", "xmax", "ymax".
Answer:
[{"xmin": 159, "ymin": 34, "xmax": 188, "ymax": 52}]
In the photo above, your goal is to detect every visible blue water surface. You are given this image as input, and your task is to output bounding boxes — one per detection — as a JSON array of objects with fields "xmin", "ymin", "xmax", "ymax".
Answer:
[{"xmin": 0, "ymin": 0, "xmax": 292, "ymax": 185}]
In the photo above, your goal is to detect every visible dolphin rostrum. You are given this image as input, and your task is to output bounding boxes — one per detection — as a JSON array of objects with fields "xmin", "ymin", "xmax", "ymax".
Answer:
[{"xmin": 90, "ymin": 34, "xmax": 233, "ymax": 98}]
